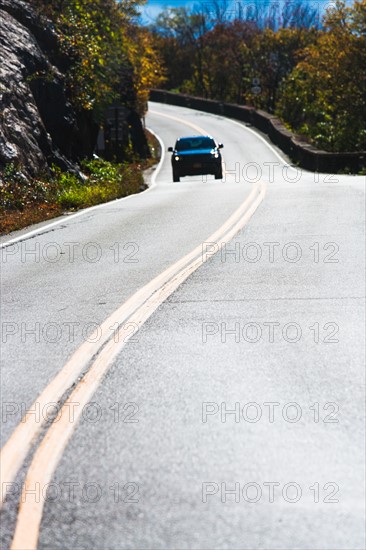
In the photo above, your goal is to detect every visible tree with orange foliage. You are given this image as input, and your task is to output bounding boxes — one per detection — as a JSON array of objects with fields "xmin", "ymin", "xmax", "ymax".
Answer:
[{"xmin": 277, "ymin": 1, "xmax": 366, "ymax": 151}]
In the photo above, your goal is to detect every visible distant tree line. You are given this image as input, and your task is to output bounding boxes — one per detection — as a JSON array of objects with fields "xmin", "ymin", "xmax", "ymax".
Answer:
[{"xmin": 149, "ymin": 0, "xmax": 366, "ymax": 152}]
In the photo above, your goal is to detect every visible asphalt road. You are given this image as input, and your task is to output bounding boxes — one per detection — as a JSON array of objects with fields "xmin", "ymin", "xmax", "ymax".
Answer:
[{"xmin": 1, "ymin": 102, "xmax": 365, "ymax": 549}]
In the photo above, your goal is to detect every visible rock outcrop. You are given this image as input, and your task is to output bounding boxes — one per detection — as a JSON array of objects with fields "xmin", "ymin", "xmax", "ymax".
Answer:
[
  {"xmin": 0, "ymin": 0, "xmax": 151, "ymax": 179},
  {"xmin": 0, "ymin": 0, "xmax": 97, "ymax": 177}
]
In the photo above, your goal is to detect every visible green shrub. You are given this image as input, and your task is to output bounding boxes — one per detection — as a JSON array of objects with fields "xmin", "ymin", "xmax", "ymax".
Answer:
[{"xmin": 56, "ymin": 158, "xmax": 144, "ymax": 209}]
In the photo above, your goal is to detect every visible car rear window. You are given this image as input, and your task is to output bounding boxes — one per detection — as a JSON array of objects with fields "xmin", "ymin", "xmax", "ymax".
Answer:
[{"xmin": 175, "ymin": 137, "xmax": 216, "ymax": 151}]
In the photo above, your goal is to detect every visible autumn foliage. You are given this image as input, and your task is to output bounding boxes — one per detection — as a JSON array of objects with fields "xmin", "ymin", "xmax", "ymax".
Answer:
[
  {"xmin": 30, "ymin": 0, "xmax": 164, "ymax": 118},
  {"xmin": 277, "ymin": 1, "xmax": 366, "ymax": 151},
  {"xmin": 151, "ymin": 0, "xmax": 366, "ymax": 153}
]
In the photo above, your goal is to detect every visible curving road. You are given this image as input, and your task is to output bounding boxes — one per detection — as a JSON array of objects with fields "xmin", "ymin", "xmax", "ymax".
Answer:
[{"xmin": 0, "ymin": 102, "xmax": 365, "ymax": 549}]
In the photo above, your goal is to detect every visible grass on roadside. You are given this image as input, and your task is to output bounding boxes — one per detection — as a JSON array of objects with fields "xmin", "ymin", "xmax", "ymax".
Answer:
[
  {"xmin": 55, "ymin": 159, "xmax": 145, "ymax": 210},
  {"xmin": 0, "ymin": 129, "xmax": 160, "ymax": 235}
]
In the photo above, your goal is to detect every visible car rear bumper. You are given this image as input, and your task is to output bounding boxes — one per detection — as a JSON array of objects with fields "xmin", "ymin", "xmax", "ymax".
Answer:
[{"xmin": 172, "ymin": 159, "xmax": 221, "ymax": 176}]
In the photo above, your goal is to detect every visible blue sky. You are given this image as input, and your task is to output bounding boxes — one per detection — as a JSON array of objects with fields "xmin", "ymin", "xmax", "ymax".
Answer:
[
  {"xmin": 139, "ymin": 0, "xmax": 354, "ymax": 24},
  {"xmin": 140, "ymin": 1, "xmax": 195, "ymax": 24}
]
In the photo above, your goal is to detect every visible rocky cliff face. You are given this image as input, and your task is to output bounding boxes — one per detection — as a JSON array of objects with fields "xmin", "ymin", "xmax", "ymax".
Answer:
[{"xmin": 0, "ymin": 0, "xmax": 98, "ymax": 177}]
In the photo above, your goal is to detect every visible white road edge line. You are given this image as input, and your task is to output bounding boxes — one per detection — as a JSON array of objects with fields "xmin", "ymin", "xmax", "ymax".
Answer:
[
  {"xmin": 145, "ymin": 127, "xmax": 165, "ymax": 187},
  {"xmin": 225, "ymin": 117, "xmax": 299, "ymax": 171}
]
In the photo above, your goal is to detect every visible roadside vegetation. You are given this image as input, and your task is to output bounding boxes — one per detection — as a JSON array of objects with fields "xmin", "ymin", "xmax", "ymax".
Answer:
[
  {"xmin": 0, "ymin": 130, "xmax": 160, "ymax": 234},
  {"xmin": 31, "ymin": 0, "xmax": 164, "ymax": 118},
  {"xmin": 0, "ymin": 0, "xmax": 163, "ymax": 234},
  {"xmin": 150, "ymin": 0, "xmax": 366, "ymax": 153}
]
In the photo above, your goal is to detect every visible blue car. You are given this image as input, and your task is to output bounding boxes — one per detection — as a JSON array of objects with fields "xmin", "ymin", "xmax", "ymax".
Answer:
[{"xmin": 168, "ymin": 135, "xmax": 224, "ymax": 182}]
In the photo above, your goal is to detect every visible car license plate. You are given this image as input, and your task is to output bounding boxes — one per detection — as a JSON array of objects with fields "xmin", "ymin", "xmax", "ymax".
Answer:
[{"xmin": 193, "ymin": 162, "xmax": 201, "ymax": 168}]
